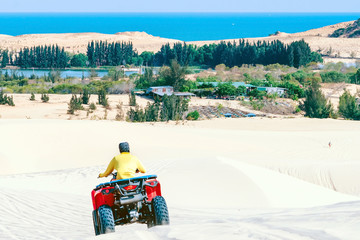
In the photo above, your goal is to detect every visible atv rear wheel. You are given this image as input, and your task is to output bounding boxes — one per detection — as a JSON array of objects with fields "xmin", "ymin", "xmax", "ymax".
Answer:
[
  {"xmin": 147, "ymin": 196, "xmax": 169, "ymax": 228},
  {"xmin": 98, "ymin": 205, "xmax": 115, "ymax": 234}
]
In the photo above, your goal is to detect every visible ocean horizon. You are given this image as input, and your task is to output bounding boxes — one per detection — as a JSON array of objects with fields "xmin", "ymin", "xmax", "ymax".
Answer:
[{"xmin": 0, "ymin": 12, "xmax": 359, "ymax": 41}]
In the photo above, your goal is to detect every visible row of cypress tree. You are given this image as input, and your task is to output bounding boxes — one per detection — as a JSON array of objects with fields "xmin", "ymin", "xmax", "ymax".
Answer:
[
  {"xmin": 153, "ymin": 40, "xmax": 322, "ymax": 68},
  {"xmin": 86, "ymin": 41, "xmax": 139, "ymax": 67},
  {"xmin": 1, "ymin": 39, "xmax": 322, "ymax": 69},
  {"xmin": 14, "ymin": 45, "xmax": 68, "ymax": 68}
]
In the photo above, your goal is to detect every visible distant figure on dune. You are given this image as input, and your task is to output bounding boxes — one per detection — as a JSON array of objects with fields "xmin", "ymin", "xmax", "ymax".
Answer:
[
  {"xmin": 328, "ymin": 141, "xmax": 332, "ymax": 148},
  {"xmin": 98, "ymin": 142, "xmax": 146, "ymax": 180}
]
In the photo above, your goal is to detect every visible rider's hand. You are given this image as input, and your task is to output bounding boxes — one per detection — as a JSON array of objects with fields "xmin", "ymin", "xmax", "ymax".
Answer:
[{"xmin": 98, "ymin": 174, "xmax": 102, "ymax": 178}]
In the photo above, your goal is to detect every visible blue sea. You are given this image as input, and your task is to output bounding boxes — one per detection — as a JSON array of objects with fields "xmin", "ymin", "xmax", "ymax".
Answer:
[{"xmin": 0, "ymin": 13, "xmax": 359, "ymax": 41}]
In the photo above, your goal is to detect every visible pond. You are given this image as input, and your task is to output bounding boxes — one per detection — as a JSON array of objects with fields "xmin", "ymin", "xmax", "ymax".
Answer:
[{"xmin": 1, "ymin": 69, "xmax": 142, "ymax": 78}]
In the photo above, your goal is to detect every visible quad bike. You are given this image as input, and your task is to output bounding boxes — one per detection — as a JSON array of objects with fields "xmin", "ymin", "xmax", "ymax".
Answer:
[{"xmin": 91, "ymin": 173, "xmax": 169, "ymax": 235}]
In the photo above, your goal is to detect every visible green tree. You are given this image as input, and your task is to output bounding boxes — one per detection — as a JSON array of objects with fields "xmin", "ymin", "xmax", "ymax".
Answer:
[
  {"xmin": 70, "ymin": 53, "xmax": 88, "ymax": 67},
  {"xmin": 160, "ymin": 95, "xmax": 188, "ymax": 121},
  {"xmin": 215, "ymin": 83, "xmax": 237, "ymax": 97},
  {"xmin": 160, "ymin": 60, "xmax": 187, "ymax": 91},
  {"xmin": 129, "ymin": 91, "xmax": 136, "ymax": 106},
  {"xmin": 135, "ymin": 67, "xmax": 154, "ymax": 89},
  {"xmin": 127, "ymin": 105, "xmax": 145, "ymax": 122},
  {"xmin": 81, "ymin": 88, "xmax": 91, "ymax": 104},
  {"xmin": 303, "ymin": 80, "xmax": 333, "ymax": 118},
  {"xmin": 140, "ymin": 51, "xmax": 154, "ymax": 66},
  {"xmin": 355, "ymin": 68, "xmax": 360, "ymax": 84},
  {"xmin": 1, "ymin": 50, "xmax": 9, "ymax": 68},
  {"xmin": 108, "ymin": 68, "xmax": 124, "ymax": 81},
  {"xmin": 144, "ymin": 102, "xmax": 159, "ymax": 121},
  {"xmin": 338, "ymin": 90, "xmax": 360, "ymax": 120},
  {"xmin": 98, "ymin": 88, "xmax": 108, "ymax": 107}
]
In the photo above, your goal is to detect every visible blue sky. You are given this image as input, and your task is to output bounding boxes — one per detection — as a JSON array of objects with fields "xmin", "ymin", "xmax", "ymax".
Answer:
[{"xmin": 1, "ymin": 0, "xmax": 360, "ymax": 12}]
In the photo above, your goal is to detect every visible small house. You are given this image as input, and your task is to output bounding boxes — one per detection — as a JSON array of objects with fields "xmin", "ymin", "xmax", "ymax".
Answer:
[{"xmin": 146, "ymin": 86, "xmax": 195, "ymax": 99}]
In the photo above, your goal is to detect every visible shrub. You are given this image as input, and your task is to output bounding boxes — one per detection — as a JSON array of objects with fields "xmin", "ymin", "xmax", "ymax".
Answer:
[
  {"xmin": 303, "ymin": 80, "xmax": 333, "ymax": 118},
  {"xmin": 0, "ymin": 91, "xmax": 15, "ymax": 106},
  {"xmin": 129, "ymin": 91, "xmax": 136, "ymax": 106},
  {"xmin": 320, "ymin": 71, "xmax": 348, "ymax": 83},
  {"xmin": 144, "ymin": 102, "xmax": 159, "ymax": 122},
  {"xmin": 98, "ymin": 88, "xmax": 108, "ymax": 107},
  {"xmin": 338, "ymin": 90, "xmax": 360, "ymax": 120},
  {"xmin": 250, "ymin": 100, "xmax": 264, "ymax": 110},
  {"xmin": 160, "ymin": 95, "xmax": 188, "ymax": 121},
  {"xmin": 67, "ymin": 94, "xmax": 84, "ymax": 114},
  {"xmin": 41, "ymin": 94, "xmax": 49, "ymax": 103},
  {"xmin": 186, "ymin": 110, "xmax": 200, "ymax": 120},
  {"xmin": 89, "ymin": 102, "xmax": 97, "ymax": 110},
  {"xmin": 127, "ymin": 105, "xmax": 145, "ymax": 122},
  {"xmin": 115, "ymin": 101, "xmax": 125, "ymax": 121},
  {"xmin": 126, "ymin": 95, "xmax": 187, "ymax": 122},
  {"xmin": 30, "ymin": 93, "xmax": 35, "ymax": 101},
  {"xmin": 81, "ymin": 88, "xmax": 91, "ymax": 104}
]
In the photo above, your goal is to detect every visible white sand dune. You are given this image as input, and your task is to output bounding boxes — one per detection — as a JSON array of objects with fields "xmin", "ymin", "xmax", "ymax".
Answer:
[
  {"xmin": 0, "ymin": 20, "xmax": 359, "ymax": 59},
  {"xmin": 0, "ymin": 119, "xmax": 359, "ymax": 239}
]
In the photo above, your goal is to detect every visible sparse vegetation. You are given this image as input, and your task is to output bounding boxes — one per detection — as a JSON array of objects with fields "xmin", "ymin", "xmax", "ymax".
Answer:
[
  {"xmin": 89, "ymin": 102, "xmax": 97, "ymax": 111},
  {"xmin": 0, "ymin": 91, "xmax": 15, "ymax": 106},
  {"xmin": 115, "ymin": 101, "xmax": 125, "ymax": 121},
  {"xmin": 41, "ymin": 94, "xmax": 49, "ymax": 103},
  {"xmin": 330, "ymin": 18, "xmax": 360, "ymax": 38},
  {"xmin": 186, "ymin": 110, "xmax": 200, "ymax": 120},
  {"xmin": 81, "ymin": 88, "xmax": 91, "ymax": 104},
  {"xmin": 129, "ymin": 91, "xmax": 136, "ymax": 106},
  {"xmin": 67, "ymin": 94, "xmax": 84, "ymax": 114},
  {"xmin": 126, "ymin": 95, "xmax": 188, "ymax": 122},
  {"xmin": 98, "ymin": 88, "xmax": 108, "ymax": 107}
]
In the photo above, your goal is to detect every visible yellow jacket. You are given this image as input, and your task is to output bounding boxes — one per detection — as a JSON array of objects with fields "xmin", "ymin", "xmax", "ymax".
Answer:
[{"xmin": 99, "ymin": 152, "xmax": 146, "ymax": 180}]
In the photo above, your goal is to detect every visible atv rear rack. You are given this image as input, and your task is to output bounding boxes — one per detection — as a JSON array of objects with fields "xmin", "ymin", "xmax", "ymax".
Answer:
[{"xmin": 95, "ymin": 175, "xmax": 158, "ymax": 190}]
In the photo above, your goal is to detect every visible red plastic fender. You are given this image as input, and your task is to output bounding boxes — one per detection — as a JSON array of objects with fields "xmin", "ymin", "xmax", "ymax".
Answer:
[
  {"xmin": 91, "ymin": 187, "xmax": 115, "ymax": 210},
  {"xmin": 145, "ymin": 179, "xmax": 162, "ymax": 202}
]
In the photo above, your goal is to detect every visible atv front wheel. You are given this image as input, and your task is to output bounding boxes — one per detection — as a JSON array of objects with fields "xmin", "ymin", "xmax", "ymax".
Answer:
[
  {"xmin": 98, "ymin": 205, "xmax": 115, "ymax": 234},
  {"xmin": 147, "ymin": 196, "xmax": 169, "ymax": 228}
]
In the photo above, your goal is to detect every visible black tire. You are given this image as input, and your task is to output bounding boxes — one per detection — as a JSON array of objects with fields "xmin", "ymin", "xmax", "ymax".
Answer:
[
  {"xmin": 92, "ymin": 210, "xmax": 100, "ymax": 236},
  {"xmin": 98, "ymin": 205, "xmax": 115, "ymax": 234},
  {"xmin": 147, "ymin": 196, "xmax": 169, "ymax": 228}
]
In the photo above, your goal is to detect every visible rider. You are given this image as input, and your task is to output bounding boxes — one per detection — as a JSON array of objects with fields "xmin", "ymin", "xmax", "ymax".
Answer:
[{"xmin": 98, "ymin": 142, "xmax": 146, "ymax": 180}]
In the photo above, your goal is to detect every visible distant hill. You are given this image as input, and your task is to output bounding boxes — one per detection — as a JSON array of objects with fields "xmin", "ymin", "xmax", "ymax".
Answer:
[{"xmin": 330, "ymin": 18, "xmax": 360, "ymax": 38}]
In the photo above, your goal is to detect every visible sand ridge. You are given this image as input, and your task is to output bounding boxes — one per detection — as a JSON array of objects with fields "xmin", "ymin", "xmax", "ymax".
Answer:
[
  {"xmin": 0, "ymin": 118, "xmax": 359, "ymax": 239},
  {"xmin": 0, "ymin": 20, "xmax": 359, "ymax": 59}
]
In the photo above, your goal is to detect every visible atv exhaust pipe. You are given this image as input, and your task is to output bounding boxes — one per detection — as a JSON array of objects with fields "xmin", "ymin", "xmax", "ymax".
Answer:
[{"xmin": 116, "ymin": 194, "xmax": 144, "ymax": 205}]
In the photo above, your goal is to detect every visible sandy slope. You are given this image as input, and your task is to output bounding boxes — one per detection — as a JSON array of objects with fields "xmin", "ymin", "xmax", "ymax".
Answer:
[
  {"xmin": 0, "ymin": 32, "xmax": 180, "ymax": 54},
  {"xmin": 0, "ymin": 20, "xmax": 359, "ymax": 59},
  {"xmin": 0, "ymin": 118, "xmax": 359, "ymax": 239},
  {"xmin": 189, "ymin": 20, "xmax": 360, "ymax": 60},
  {"xmin": 321, "ymin": 83, "xmax": 360, "ymax": 108}
]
